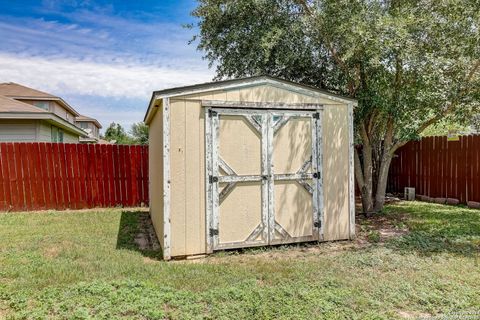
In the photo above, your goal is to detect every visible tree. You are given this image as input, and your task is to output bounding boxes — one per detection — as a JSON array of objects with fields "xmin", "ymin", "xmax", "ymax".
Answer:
[
  {"xmin": 192, "ymin": 0, "xmax": 480, "ymax": 213},
  {"xmin": 130, "ymin": 122, "xmax": 149, "ymax": 145},
  {"xmin": 104, "ymin": 122, "xmax": 134, "ymax": 144}
]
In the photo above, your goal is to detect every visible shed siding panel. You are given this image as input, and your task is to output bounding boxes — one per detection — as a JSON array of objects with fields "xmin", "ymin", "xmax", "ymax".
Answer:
[
  {"xmin": 148, "ymin": 106, "xmax": 164, "ymax": 250},
  {"xmin": 170, "ymin": 100, "xmax": 187, "ymax": 256},
  {"xmin": 322, "ymin": 104, "xmax": 350, "ymax": 240},
  {"xmin": 184, "ymin": 84, "xmax": 337, "ymax": 105},
  {"xmin": 185, "ymin": 100, "xmax": 206, "ymax": 255},
  {"xmin": 180, "ymin": 91, "xmax": 223, "ymax": 100}
]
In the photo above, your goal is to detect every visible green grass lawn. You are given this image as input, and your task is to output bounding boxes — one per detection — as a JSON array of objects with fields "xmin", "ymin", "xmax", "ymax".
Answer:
[{"xmin": 0, "ymin": 202, "xmax": 479, "ymax": 319}]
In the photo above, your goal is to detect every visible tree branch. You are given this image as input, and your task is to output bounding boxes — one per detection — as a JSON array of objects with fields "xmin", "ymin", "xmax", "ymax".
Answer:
[
  {"xmin": 416, "ymin": 59, "xmax": 480, "ymax": 135},
  {"xmin": 294, "ymin": 0, "xmax": 359, "ymax": 95}
]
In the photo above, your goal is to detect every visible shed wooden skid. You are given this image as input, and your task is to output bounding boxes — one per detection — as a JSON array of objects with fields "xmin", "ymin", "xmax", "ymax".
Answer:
[{"xmin": 145, "ymin": 76, "xmax": 356, "ymax": 260}]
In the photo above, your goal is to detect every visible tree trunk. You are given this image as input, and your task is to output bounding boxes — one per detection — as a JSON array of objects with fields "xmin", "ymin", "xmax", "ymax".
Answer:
[
  {"xmin": 354, "ymin": 123, "xmax": 375, "ymax": 214},
  {"xmin": 373, "ymin": 150, "xmax": 394, "ymax": 212}
]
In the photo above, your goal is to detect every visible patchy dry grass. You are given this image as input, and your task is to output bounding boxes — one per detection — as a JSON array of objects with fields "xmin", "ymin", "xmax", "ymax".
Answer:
[{"xmin": 0, "ymin": 202, "xmax": 479, "ymax": 319}]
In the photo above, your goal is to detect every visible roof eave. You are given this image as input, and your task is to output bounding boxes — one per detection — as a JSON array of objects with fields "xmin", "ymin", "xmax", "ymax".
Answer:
[
  {"xmin": 144, "ymin": 92, "xmax": 161, "ymax": 125},
  {"xmin": 143, "ymin": 76, "xmax": 358, "ymax": 123},
  {"xmin": 0, "ymin": 112, "xmax": 86, "ymax": 136},
  {"xmin": 75, "ymin": 118, "xmax": 102, "ymax": 128},
  {"xmin": 13, "ymin": 96, "xmax": 81, "ymax": 117}
]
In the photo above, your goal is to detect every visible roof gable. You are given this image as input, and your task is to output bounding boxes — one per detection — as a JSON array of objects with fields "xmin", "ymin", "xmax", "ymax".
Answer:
[
  {"xmin": 0, "ymin": 95, "xmax": 47, "ymax": 113},
  {"xmin": 0, "ymin": 82, "xmax": 57, "ymax": 99},
  {"xmin": 153, "ymin": 75, "xmax": 356, "ymax": 103},
  {"xmin": 144, "ymin": 75, "xmax": 357, "ymax": 123}
]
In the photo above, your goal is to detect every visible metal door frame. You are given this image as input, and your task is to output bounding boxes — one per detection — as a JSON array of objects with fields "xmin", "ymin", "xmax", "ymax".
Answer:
[{"xmin": 205, "ymin": 107, "xmax": 323, "ymax": 253}]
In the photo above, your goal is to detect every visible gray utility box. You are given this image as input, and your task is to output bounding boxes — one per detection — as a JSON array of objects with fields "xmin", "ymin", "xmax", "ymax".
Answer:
[{"xmin": 404, "ymin": 187, "xmax": 415, "ymax": 201}]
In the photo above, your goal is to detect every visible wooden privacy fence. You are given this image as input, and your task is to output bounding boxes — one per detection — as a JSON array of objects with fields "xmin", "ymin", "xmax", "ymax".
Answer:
[
  {"xmin": 0, "ymin": 143, "xmax": 149, "ymax": 212},
  {"xmin": 388, "ymin": 135, "xmax": 480, "ymax": 203}
]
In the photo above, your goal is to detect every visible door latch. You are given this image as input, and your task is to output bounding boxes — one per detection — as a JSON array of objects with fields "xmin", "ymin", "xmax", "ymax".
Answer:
[
  {"xmin": 313, "ymin": 172, "xmax": 321, "ymax": 179},
  {"xmin": 209, "ymin": 175, "xmax": 219, "ymax": 183}
]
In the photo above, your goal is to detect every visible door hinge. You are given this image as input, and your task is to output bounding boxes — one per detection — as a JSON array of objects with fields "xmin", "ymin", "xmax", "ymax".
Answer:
[
  {"xmin": 209, "ymin": 175, "xmax": 219, "ymax": 183},
  {"xmin": 313, "ymin": 112, "xmax": 320, "ymax": 119},
  {"xmin": 209, "ymin": 228, "xmax": 219, "ymax": 236},
  {"xmin": 314, "ymin": 221, "xmax": 321, "ymax": 228},
  {"xmin": 208, "ymin": 109, "xmax": 217, "ymax": 117}
]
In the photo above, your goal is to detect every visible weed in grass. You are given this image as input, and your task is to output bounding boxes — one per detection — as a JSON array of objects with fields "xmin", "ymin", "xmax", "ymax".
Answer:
[{"xmin": 367, "ymin": 230, "xmax": 381, "ymax": 243}]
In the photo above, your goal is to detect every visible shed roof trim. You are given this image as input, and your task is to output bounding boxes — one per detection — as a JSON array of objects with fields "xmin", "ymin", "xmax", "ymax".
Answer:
[{"xmin": 144, "ymin": 75, "xmax": 357, "ymax": 123}]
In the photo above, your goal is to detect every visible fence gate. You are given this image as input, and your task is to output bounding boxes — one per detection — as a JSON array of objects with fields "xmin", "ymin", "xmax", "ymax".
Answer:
[{"xmin": 205, "ymin": 107, "xmax": 323, "ymax": 252}]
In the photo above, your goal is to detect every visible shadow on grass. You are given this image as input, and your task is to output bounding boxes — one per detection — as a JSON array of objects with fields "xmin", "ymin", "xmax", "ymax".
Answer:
[
  {"xmin": 116, "ymin": 210, "xmax": 163, "ymax": 260},
  {"xmin": 384, "ymin": 202, "xmax": 480, "ymax": 257}
]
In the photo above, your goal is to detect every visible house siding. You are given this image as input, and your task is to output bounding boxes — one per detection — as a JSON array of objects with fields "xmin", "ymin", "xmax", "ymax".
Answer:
[
  {"xmin": 36, "ymin": 120, "xmax": 79, "ymax": 143},
  {"xmin": 22, "ymin": 100, "xmax": 76, "ymax": 124},
  {"xmin": 0, "ymin": 120, "xmax": 37, "ymax": 142}
]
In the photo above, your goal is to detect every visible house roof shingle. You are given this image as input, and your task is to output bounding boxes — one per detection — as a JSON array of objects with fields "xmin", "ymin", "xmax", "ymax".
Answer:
[
  {"xmin": 0, "ymin": 82, "xmax": 58, "ymax": 99},
  {"xmin": 0, "ymin": 82, "xmax": 80, "ymax": 116},
  {"xmin": 0, "ymin": 95, "xmax": 47, "ymax": 113}
]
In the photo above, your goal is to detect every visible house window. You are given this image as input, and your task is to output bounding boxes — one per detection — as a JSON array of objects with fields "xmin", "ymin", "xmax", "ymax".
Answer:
[
  {"xmin": 34, "ymin": 101, "xmax": 50, "ymax": 111},
  {"xmin": 51, "ymin": 126, "xmax": 58, "ymax": 142},
  {"xmin": 51, "ymin": 126, "xmax": 64, "ymax": 143},
  {"xmin": 79, "ymin": 122, "xmax": 89, "ymax": 129}
]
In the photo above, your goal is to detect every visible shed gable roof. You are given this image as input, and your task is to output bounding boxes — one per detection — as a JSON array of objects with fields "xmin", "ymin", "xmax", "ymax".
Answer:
[{"xmin": 144, "ymin": 75, "xmax": 357, "ymax": 123}]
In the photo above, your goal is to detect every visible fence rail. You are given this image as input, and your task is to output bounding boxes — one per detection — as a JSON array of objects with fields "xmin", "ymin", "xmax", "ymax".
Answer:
[
  {"xmin": 388, "ymin": 135, "xmax": 480, "ymax": 203},
  {"xmin": 0, "ymin": 143, "xmax": 149, "ymax": 212}
]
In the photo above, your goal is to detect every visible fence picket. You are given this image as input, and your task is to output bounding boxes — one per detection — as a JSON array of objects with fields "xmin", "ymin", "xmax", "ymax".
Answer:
[
  {"xmin": 0, "ymin": 142, "xmax": 148, "ymax": 212},
  {"xmin": 389, "ymin": 135, "xmax": 480, "ymax": 204}
]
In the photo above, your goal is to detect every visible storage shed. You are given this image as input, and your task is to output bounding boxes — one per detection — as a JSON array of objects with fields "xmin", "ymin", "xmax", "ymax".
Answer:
[{"xmin": 144, "ymin": 76, "xmax": 357, "ymax": 260}]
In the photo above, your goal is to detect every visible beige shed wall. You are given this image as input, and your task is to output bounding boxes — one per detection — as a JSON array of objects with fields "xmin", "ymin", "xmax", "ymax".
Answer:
[
  {"xmin": 157, "ymin": 84, "xmax": 352, "ymax": 257},
  {"xmin": 322, "ymin": 105, "xmax": 350, "ymax": 240},
  {"xmin": 148, "ymin": 107, "xmax": 165, "ymax": 251}
]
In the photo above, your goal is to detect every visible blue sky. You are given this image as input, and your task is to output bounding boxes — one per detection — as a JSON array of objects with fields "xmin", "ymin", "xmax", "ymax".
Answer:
[{"xmin": 0, "ymin": 0, "xmax": 214, "ymax": 131}]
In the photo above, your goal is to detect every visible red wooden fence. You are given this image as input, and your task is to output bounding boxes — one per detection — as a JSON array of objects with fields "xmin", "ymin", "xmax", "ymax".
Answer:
[
  {"xmin": 388, "ymin": 135, "xmax": 480, "ymax": 203},
  {"xmin": 0, "ymin": 143, "xmax": 149, "ymax": 212}
]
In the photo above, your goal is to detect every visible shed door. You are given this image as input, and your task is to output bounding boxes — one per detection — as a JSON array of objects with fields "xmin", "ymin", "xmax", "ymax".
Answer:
[
  {"xmin": 206, "ymin": 108, "xmax": 323, "ymax": 252},
  {"xmin": 269, "ymin": 111, "xmax": 322, "ymax": 245}
]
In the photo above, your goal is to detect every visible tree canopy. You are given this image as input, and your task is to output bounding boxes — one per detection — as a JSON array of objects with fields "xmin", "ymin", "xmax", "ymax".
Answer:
[
  {"xmin": 192, "ymin": 0, "xmax": 480, "ymax": 212},
  {"xmin": 103, "ymin": 122, "xmax": 149, "ymax": 145},
  {"xmin": 130, "ymin": 122, "xmax": 149, "ymax": 145}
]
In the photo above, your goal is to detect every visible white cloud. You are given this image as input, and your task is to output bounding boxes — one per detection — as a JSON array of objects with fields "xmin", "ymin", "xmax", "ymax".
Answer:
[
  {"xmin": 0, "ymin": 52, "xmax": 214, "ymax": 99},
  {"xmin": 0, "ymin": 3, "xmax": 216, "ymax": 130}
]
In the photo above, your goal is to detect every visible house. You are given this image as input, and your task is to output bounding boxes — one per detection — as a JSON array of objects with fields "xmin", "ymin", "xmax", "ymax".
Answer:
[
  {"xmin": 0, "ymin": 82, "xmax": 101, "ymax": 143},
  {"xmin": 75, "ymin": 115, "xmax": 102, "ymax": 143},
  {"xmin": 144, "ymin": 75, "xmax": 357, "ymax": 260}
]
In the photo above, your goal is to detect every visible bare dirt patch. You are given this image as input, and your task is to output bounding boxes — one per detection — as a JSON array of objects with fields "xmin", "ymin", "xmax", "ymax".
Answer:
[
  {"xmin": 134, "ymin": 213, "xmax": 160, "ymax": 251},
  {"xmin": 190, "ymin": 210, "xmax": 410, "ymax": 264},
  {"xmin": 357, "ymin": 212, "xmax": 409, "ymax": 243},
  {"xmin": 397, "ymin": 310, "xmax": 432, "ymax": 319},
  {"xmin": 43, "ymin": 246, "xmax": 61, "ymax": 259}
]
